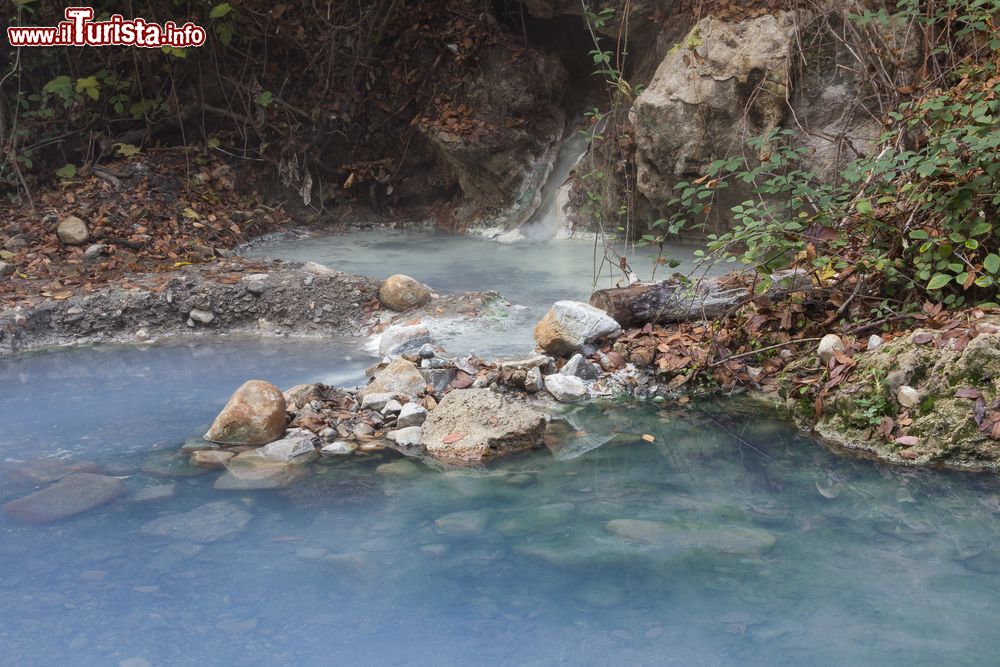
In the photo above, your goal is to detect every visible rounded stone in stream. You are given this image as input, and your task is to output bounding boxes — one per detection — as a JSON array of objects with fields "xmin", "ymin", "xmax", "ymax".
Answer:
[
  {"xmin": 204, "ymin": 380, "xmax": 287, "ymax": 446},
  {"xmin": 139, "ymin": 500, "xmax": 251, "ymax": 543},
  {"xmin": 3, "ymin": 473, "xmax": 126, "ymax": 524}
]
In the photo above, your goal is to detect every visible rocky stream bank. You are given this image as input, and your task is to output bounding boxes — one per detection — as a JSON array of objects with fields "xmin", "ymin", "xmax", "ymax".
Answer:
[{"xmin": 6, "ymin": 256, "xmax": 1000, "ymax": 527}]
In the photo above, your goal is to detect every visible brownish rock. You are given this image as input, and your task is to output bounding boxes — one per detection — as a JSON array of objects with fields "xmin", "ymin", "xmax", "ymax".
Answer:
[
  {"xmin": 205, "ymin": 380, "xmax": 286, "ymax": 446},
  {"xmin": 378, "ymin": 274, "xmax": 431, "ymax": 311}
]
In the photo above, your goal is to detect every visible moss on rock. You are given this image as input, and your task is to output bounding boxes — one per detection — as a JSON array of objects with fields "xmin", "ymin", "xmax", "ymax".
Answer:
[{"xmin": 781, "ymin": 316, "xmax": 1000, "ymax": 470}]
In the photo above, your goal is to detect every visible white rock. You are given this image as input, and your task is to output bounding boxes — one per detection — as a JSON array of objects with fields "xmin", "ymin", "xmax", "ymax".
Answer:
[
  {"xmin": 387, "ymin": 426, "xmax": 423, "ymax": 447},
  {"xmin": 0, "ymin": 261, "xmax": 14, "ymax": 276},
  {"xmin": 867, "ymin": 334, "xmax": 884, "ymax": 351},
  {"xmin": 396, "ymin": 402, "xmax": 428, "ymax": 428},
  {"xmin": 524, "ymin": 366, "xmax": 544, "ymax": 393},
  {"xmin": 534, "ymin": 301, "xmax": 621, "ymax": 356},
  {"xmin": 320, "ymin": 441, "xmax": 356, "ymax": 456},
  {"xmin": 381, "ymin": 399, "xmax": 403, "ymax": 415},
  {"xmin": 560, "ymin": 353, "xmax": 600, "ymax": 380},
  {"xmin": 188, "ymin": 308, "xmax": 215, "ymax": 325},
  {"xmin": 897, "ymin": 385, "xmax": 920, "ymax": 408},
  {"xmin": 84, "ymin": 243, "xmax": 105, "ymax": 260},
  {"xmin": 361, "ymin": 392, "xmax": 398, "ymax": 411},
  {"xmin": 303, "ymin": 261, "xmax": 337, "ymax": 276},
  {"xmin": 544, "ymin": 374, "xmax": 588, "ymax": 402},
  {"xmin": 257, "ymin": 428, "xmax": 319, "ymax": 462},
  {"xmin": 817, "ymin": 334, "xmax": 846, "ymax": 364},
  {"xmin": 378, "ymin": 325, "xmax": 432, "ymax": 356}
]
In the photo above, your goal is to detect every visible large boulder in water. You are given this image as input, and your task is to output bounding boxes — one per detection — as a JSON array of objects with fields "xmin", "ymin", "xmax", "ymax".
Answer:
[
  {"xmin": 379, "ymin": 274, "xmax": 431, "ymax": 312},
  {"xmin": 534, "ymin": 300, "xmax": 621, "ymax": 356},
  {"xmin": 204, "ymin": 380, "xmax": 286, "ymax": 446},
  {"xmin": 422, "ymin": 388, "xmax": 545, "ymax": 464},
  {"xmin": 3, "ymin": 473, "xmax": 125, "ymax": 523}
]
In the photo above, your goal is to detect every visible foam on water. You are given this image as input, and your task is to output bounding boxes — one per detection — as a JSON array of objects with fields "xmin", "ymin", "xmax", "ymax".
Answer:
[{"xmin": 3, "ymin": 342, "xmax": 1000, "ymax": 665}]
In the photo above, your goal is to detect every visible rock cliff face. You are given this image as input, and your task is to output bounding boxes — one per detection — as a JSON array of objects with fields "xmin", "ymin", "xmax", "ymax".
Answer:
[
  {"xmin": 631, "ymin": 13, "xmax": 796, "ymax": 232},
  {"xmin": 511, "ymin": 2, "xmax": 920, "ymax": 237},
  {"xmin": 417, "ymin": 42, "xmax": 567, "ymax": 217}
]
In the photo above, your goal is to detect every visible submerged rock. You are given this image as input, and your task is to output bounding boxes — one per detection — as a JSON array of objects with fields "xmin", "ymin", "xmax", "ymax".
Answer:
[
  {"xmin": 3, "ymin": 473, "xmax": 126, "ymax": 523},
  {"xmin": 190, "ymin": 450, "xmax": 235, "ymax": 469},
  {"xmin": 534, "ymin": 300, "xmax": 621, "ymax": 356},
  {"xmin": 204, "ymin": 380, "xmax": 287, "ymax": 446},
  {"xmin": 139, "ymin": 501, "xmax": 251, "ymax": 543},
  {"xmin": 379, "ymin": 274, "xmax": 431, "ymax": 311},
  {"xmin": 213, "ymin": 464, "xmax": 309, "ymax": 490},
  {"xmin": 435, "ymin": 509, "xmax": 491, "ymax": 535},
  {"xmin": 604, "ymin": 519, "xmax": 776, "ymax": 555},
  {"xmin": 3, "ymin": 459, "xmax": 101, "ymax": 485},
  {"xmin": 142, "ymin": 450, "xmax": 211, "ymax": 478},
  {"xmin": 126, "ymin": 483, "xmax": 177, "ymax": 504},
  {"xmin": 376, "ymin": 459, "xmax": 420, "ymax": 477},
  {"xmin": 495, "ymin": 502, "xmax": 575, "ymax": 536},
  {"xmin": 422, "ymin": 388, "xmax": 545, "ymax": 464}
]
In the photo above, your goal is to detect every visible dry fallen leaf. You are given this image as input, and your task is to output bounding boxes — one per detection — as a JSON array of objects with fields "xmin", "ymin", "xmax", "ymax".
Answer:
[{"xmin": 641, "ymin": 434, "xmax": 655, "ymax": 442}]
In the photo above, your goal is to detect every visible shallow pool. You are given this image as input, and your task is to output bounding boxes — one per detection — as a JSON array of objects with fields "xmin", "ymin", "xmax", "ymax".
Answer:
[
  {"xmin": 246, "ymin": 231, "xmax": 708, "ymax": 357},
  {"xmin": 2, "ymin": 342, "xmax": 1000, "ymax": 666}
]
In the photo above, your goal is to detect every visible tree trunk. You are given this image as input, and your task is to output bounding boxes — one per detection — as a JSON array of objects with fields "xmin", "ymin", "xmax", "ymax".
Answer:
[
  {"xmin": 589, "ymin": 281, "xmax": 742, "ymax": 328},
  {"xmin": 590, "ymin": 270, "xmax": 813, "ymax": 328}
]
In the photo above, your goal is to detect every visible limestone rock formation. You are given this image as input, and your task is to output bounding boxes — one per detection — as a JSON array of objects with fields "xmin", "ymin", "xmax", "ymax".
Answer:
[{"xmin": 422, "ymin": 388, "xmax": 546, "ymax": 464}]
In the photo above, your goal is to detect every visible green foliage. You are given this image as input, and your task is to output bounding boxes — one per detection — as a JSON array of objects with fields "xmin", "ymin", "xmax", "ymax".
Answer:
[
  {"xmin": 55, "ymin": 164, "xmax": 77, "ymax": 179},
  {"xmin": 666, "ymin": 0, "xmax": 1000, "ymax": 306}
]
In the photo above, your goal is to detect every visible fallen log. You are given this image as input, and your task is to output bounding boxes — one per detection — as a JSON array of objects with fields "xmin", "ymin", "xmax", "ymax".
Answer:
[{"xmin": 589, "ymin": 270, "xmax": 812, "ymax": 328}]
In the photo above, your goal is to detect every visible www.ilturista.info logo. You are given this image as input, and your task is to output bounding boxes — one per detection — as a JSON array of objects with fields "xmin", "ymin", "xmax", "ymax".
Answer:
[{"xmin": 7, "ymin": 7, "xmax": 206, "ymax": 48}]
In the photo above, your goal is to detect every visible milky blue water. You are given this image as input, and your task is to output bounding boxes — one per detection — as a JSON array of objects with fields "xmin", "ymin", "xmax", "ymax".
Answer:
[
  {"xmin": 245, "ymin": 231, "xmax": 710, "ymax": 357},
  {"xmin": 3, "ymin": 340, "xmax": 1000, "ymax": 666}
]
